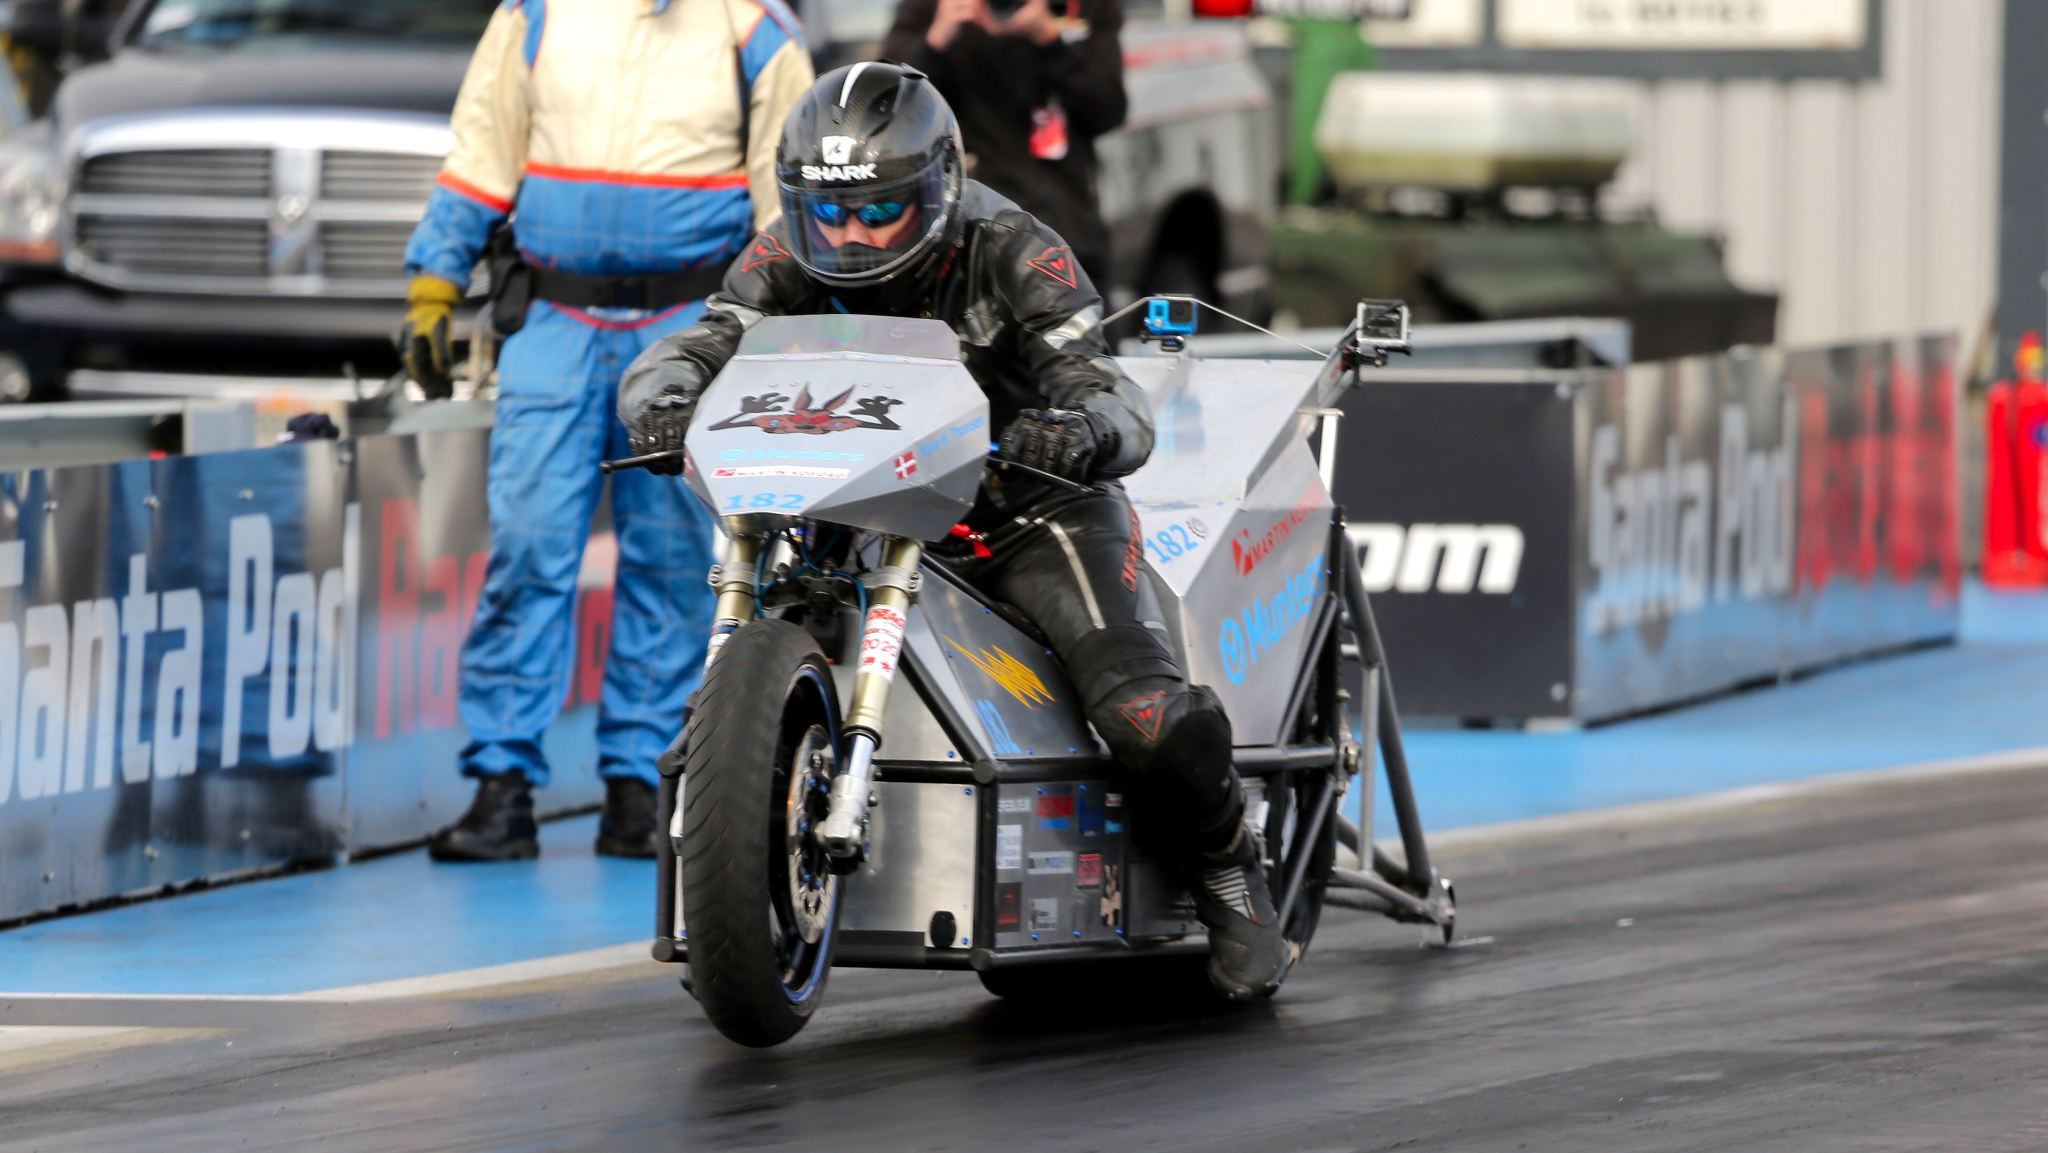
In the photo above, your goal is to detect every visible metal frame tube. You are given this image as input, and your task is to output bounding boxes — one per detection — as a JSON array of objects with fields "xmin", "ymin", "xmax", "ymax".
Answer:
[
  {"xmin": 1276, "ymin": 771, "xmax": 1335, "ymax": 927},
  {"xmin": 1339, "ymin": 528, "xmax": 1434, "ymax": 894},
  {"xmin": 1329, "ymin": 866, "xmax": 1435, "ymax": 922}
]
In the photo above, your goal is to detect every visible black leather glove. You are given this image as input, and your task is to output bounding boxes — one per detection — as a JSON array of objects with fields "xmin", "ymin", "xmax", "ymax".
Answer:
[
  {"xmin": 998, "ymin": 408, "xmax": 1117, "ymax": 484},
  {"xmin": 627, "ymin": 394, "xmax": 693, "ymax": 474},
  {"xmin": 620, "ymin": 345, "xmax": 707, "ymax": 476}
]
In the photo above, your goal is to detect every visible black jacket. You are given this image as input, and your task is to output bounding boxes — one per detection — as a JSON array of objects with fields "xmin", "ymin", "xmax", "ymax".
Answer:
[
  {"xmin": 881, "ymin": 0, "xmax": 1125, "ymax": 280},
  {"xmin": 624, "ymin": 182, "xmax": 1153, "ymax": 485}
]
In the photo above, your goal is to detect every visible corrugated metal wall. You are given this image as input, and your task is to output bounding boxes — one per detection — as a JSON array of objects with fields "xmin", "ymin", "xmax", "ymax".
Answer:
[{"xmin": 1602, "ymin": 0, "xmax": 2003, "ymax": 351}]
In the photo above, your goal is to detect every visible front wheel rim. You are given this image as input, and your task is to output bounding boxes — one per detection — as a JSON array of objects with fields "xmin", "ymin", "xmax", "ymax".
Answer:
[{"xmin": 769, "ymin": 669, "xmax": 840, "ymax": 1004}]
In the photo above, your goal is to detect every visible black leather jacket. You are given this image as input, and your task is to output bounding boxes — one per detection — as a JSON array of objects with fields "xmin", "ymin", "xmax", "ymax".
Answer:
[{"xmin": 620, "ymin": 181, "xmax": 1154, "ymax": 480}]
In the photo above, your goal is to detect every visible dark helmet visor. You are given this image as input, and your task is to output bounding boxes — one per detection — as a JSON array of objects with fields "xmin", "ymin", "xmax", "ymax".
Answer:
[{"xmin": 779, "ymin": 163, "xmax": 954, "ymax": 285}]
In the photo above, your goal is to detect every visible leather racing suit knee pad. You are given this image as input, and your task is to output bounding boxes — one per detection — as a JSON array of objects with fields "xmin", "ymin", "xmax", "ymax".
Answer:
[{"xmin": 1065, "ymin": 626, "xmax": 1245, "ymax": 857}]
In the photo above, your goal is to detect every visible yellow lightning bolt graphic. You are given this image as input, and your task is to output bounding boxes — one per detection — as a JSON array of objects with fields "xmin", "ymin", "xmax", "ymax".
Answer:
[{"xmin": 945, "ymin": 638, "xmax": 1056, "ymax": 709}]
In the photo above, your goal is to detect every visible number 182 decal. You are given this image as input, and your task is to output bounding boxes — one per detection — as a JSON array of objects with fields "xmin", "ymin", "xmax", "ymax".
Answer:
[
  {"xmin": 723, "ymin": 491, "xmax": 806, "ymax": 511},
  {"xmin": 1143, "ymin": 520, "xmax": 1205, "ymax": 566}
]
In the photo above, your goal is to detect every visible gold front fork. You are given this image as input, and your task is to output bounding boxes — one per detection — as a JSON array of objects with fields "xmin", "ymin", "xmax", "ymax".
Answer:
[
  {"xmin": 817, "ymin": 534, "xmax": 923, "ymax": 859},
  {"xmin": 703, "ymin": 528, "xmax": 766, "ymax": 668}
]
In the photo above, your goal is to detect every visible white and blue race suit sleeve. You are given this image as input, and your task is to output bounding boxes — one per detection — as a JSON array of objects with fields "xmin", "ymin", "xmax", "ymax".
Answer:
[{"xmin": 403, "ymin": 0, "xmax": 813, "ymax": 788}]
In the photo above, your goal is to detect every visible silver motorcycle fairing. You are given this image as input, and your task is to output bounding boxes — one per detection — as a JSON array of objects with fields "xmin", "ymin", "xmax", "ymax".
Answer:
[
  {"xmin": 683, "ymin": 316, "xmax": 990, "ymax": 542},
  {"xmin": 1118, "ymin": 355, "xmax": 1339, "ymax": 748}
]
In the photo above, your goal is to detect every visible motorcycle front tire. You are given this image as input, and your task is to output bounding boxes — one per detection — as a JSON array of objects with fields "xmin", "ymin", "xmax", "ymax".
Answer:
[{"xmin": 681, "ymin": 620, "xmax": 844, "ymax": 1048}]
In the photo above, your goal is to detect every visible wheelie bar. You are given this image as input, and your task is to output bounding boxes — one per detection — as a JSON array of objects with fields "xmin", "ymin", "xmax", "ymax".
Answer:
[{"xmin": 1335, "ymin": 518, "xmax": 1449, "ymax": 933}]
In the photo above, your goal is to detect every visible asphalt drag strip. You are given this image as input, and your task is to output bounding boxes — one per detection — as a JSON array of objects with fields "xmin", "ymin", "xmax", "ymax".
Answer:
[{"xmin": 5, "ymin": 756, "xmax": 2048, "ymax": 1153}]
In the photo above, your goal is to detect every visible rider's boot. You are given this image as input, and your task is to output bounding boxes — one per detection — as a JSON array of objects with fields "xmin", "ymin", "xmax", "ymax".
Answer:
[
  {"xmin": 595, "ymin": 777, "xmax": 659, "ymax": 859},
  {"xmin": 1190, "ymin": 819, "xmax": 1290, "ymax": 1001},
  {"xmin": 428, "ymin": 772, "xmax": 539, "ymax": 862}
]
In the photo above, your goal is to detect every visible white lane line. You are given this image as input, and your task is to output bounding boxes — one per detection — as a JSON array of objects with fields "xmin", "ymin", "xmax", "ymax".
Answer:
[
  {"xmin": 291, "ymin": 941, "xmax": 653, "ymax": 1002},
  {"xmin": 0, "ymin": 1026, "xmax": 141, "ymax": 1052},
  {"xmin": 0, "ymin": 943, "xmax": 656, "ymax": 1005},
  {"xmin": 1426, "ymin": 744, "xmax": 2048, "ymax": 850}
]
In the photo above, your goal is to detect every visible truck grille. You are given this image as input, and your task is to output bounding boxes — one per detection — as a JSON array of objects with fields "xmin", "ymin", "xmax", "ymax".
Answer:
[
  {"xmin": 68, "ymin": 141, "xmax": 451, "ymax": 297},
  {"xmin": 76, "ymin": 217, "xmax": 269, "ymax": 278},
  {"xmin": 318, "ymin": 220, "xmax": 416, "ymax": 280},
  {"xmin": 81, "ymin": 149, "xmax": 272, "ymax": 198},
  {"xmin": 321, "ymin": 151, "xmax": 440, "ymax": 202}
]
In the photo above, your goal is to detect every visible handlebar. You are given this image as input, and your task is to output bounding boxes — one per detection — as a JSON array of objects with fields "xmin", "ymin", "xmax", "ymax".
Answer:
[
  {"xmin": 600, "ymin": 448, "xmax": 688, "ymax": 475},
  {"xmin": 985, "ymin": 454, "xmax": 1095, "ymax": 494}
]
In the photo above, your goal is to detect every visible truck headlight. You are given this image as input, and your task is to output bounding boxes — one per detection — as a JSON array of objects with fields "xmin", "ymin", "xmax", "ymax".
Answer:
[{"xmin": 0, "ymin": 124, "xmax": 62, "ymax": 266}]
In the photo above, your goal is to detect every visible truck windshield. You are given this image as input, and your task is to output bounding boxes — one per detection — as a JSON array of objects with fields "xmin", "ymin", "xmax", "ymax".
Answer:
[{"xmin": 135, "ymin": 0, "xmax": 495, "ymax": 46}]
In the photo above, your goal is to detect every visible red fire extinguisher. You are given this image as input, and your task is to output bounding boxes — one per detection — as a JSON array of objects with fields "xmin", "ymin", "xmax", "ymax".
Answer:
[{"xmin": 1983, "ymin": 331, "xmax": 2048, "ymax": 586}]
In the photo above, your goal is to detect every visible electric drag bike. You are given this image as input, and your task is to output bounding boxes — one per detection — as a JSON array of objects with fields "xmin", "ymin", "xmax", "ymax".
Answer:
[{"xmin": 605, "ymin": 298, "xmax": 1455, "ymax": 1048}]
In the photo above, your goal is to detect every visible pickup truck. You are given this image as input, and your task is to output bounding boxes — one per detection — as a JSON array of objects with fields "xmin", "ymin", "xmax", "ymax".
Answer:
[{"xmin": 0, "ymin": 0, "xmax": 1275, "ymax": 401}]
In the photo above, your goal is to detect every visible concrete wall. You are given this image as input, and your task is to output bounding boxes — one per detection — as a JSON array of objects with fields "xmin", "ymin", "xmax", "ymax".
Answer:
[{"xmin": 1602, "ymin": 0, "xmax": 2003, "ymax": 353}]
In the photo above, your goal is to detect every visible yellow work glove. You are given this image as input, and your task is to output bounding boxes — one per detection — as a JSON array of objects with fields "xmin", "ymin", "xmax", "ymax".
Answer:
[{"xmin": 397, "ymin": 274, "xmax": 461, "ymax": 400}]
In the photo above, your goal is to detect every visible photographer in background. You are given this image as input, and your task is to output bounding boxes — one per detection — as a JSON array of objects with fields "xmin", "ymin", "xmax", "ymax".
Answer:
[{"xmin": 882, "ymin": 0, "xmax": 1125, "ymax": 288}]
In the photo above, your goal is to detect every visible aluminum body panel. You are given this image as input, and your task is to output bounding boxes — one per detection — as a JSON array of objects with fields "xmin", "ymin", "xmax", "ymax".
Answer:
[
  {"xmin": 990, "ymin": 780, "xmax": 1129, "ymax": 950},
  {"xmin": 686, "ymin": 317, "xmax": 988, "ymax": 543},
  {"xmin": 871, "ymin": 620, "xmax": 963, "ymax": 765},
  {"xmin": 1117, "ymin": 352, "xmax": 1335, "ymax": 746},
  {"xmin": 837, "ymin": 780, "xmax": 979, "ymax": 948},
  {"xmin": 914, "ymin": 566, "xmax": 1100, "ymax": 761}
]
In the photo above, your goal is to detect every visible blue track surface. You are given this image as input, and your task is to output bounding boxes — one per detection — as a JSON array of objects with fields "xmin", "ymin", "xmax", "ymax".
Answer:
[{"xmin": 6, "ymin": 584, "xmax": 2047, "ymax": 998}]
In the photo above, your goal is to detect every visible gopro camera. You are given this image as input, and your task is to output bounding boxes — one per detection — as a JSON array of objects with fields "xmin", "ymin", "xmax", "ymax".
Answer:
[
  {"xmin": 1347, "ymin": 299, "xmax": 1412, "ymax": 368},
  {"xmin": 1141, "ymin": 295, "xmax": 1199, "ymax": 352}
]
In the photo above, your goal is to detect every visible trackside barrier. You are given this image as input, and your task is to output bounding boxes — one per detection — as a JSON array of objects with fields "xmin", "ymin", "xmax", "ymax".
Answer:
[
  {"xmin": 1330, "ymin": 332, "xmax": 1961, "ymax": 722},
  {"xmin": 1982, "ymin": 332, "xmax": 2048, "ymax": 587},
  {"xmin": 0, "ymin": 329, "xmax": 1961, "ymax": 919},
  {"xmin": 0, "ymin": 428, "xmax": 615, "ymax": 924}
]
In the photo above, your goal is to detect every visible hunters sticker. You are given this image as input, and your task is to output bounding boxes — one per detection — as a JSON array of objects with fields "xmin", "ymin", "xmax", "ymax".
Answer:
[
  {"xmin": 1027, "ymin": 851, "xmax": 1074, "ymax": 876},
  {"xmin": 707, "ymin": 386, "xmax": 903, "ymax": 436},
  {"xmin": 1027, "ymin": 244, "xmax": 1079, "ymax": 289},
  {"xmin": 859, "ymin": 604, "xmax": 907, "ymax": 678},
  {"xmin": 708, "ymin": 465, "xmax": 849, "ymax": 480},
  {"xmin": 996, "ymin": 824, "xmax": 1023, "ymax": 871}
]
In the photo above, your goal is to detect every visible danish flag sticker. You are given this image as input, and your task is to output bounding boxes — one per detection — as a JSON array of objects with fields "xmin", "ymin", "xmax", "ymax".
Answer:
[{"xmin": 894, "ymin": 450, "xmax": 919, "ymax": 480}]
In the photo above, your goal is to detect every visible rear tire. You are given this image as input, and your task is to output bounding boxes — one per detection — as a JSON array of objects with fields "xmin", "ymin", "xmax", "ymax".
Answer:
[
  {"xmin": 1276, "ymin": 774, "xmax": 1339, "ymax": 959},
  {"xmin": 681, "ymin": 620, "xmax": 843, "ymax": 1048},
  {"xmin": 976, "ymin": 955, "xmax": 1210, "ymax": 1003}
]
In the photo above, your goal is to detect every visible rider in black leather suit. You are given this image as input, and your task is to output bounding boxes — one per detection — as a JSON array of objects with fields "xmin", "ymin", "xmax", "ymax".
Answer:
[{"xmin": 619, "ymin": 61, "xmax": 1288, "ymax": 1000}]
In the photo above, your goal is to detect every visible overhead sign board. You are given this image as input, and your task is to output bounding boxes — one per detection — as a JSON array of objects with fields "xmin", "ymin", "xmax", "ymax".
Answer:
[
  {"xmin": 1193, "ymin": 0, "xmax": 1408, "ymax": 19},
  {"xmin": 1236, "ymin": 0, "xmax": 1884, "ymax": 79},
  {"xmin": 1498, "ymin": 0, "xmax": 1867, "ymax": 50}
]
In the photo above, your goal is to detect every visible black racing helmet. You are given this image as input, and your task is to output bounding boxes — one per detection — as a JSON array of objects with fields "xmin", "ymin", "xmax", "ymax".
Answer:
[{"xmin": 776, "ymin": 61, "xmax": 964, "ymax": 288}]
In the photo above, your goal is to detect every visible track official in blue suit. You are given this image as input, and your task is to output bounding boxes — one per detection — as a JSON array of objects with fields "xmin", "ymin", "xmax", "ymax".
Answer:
[{"xmin": 402, "ymin": 0, "xmax": 814, "ymax": 860}]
